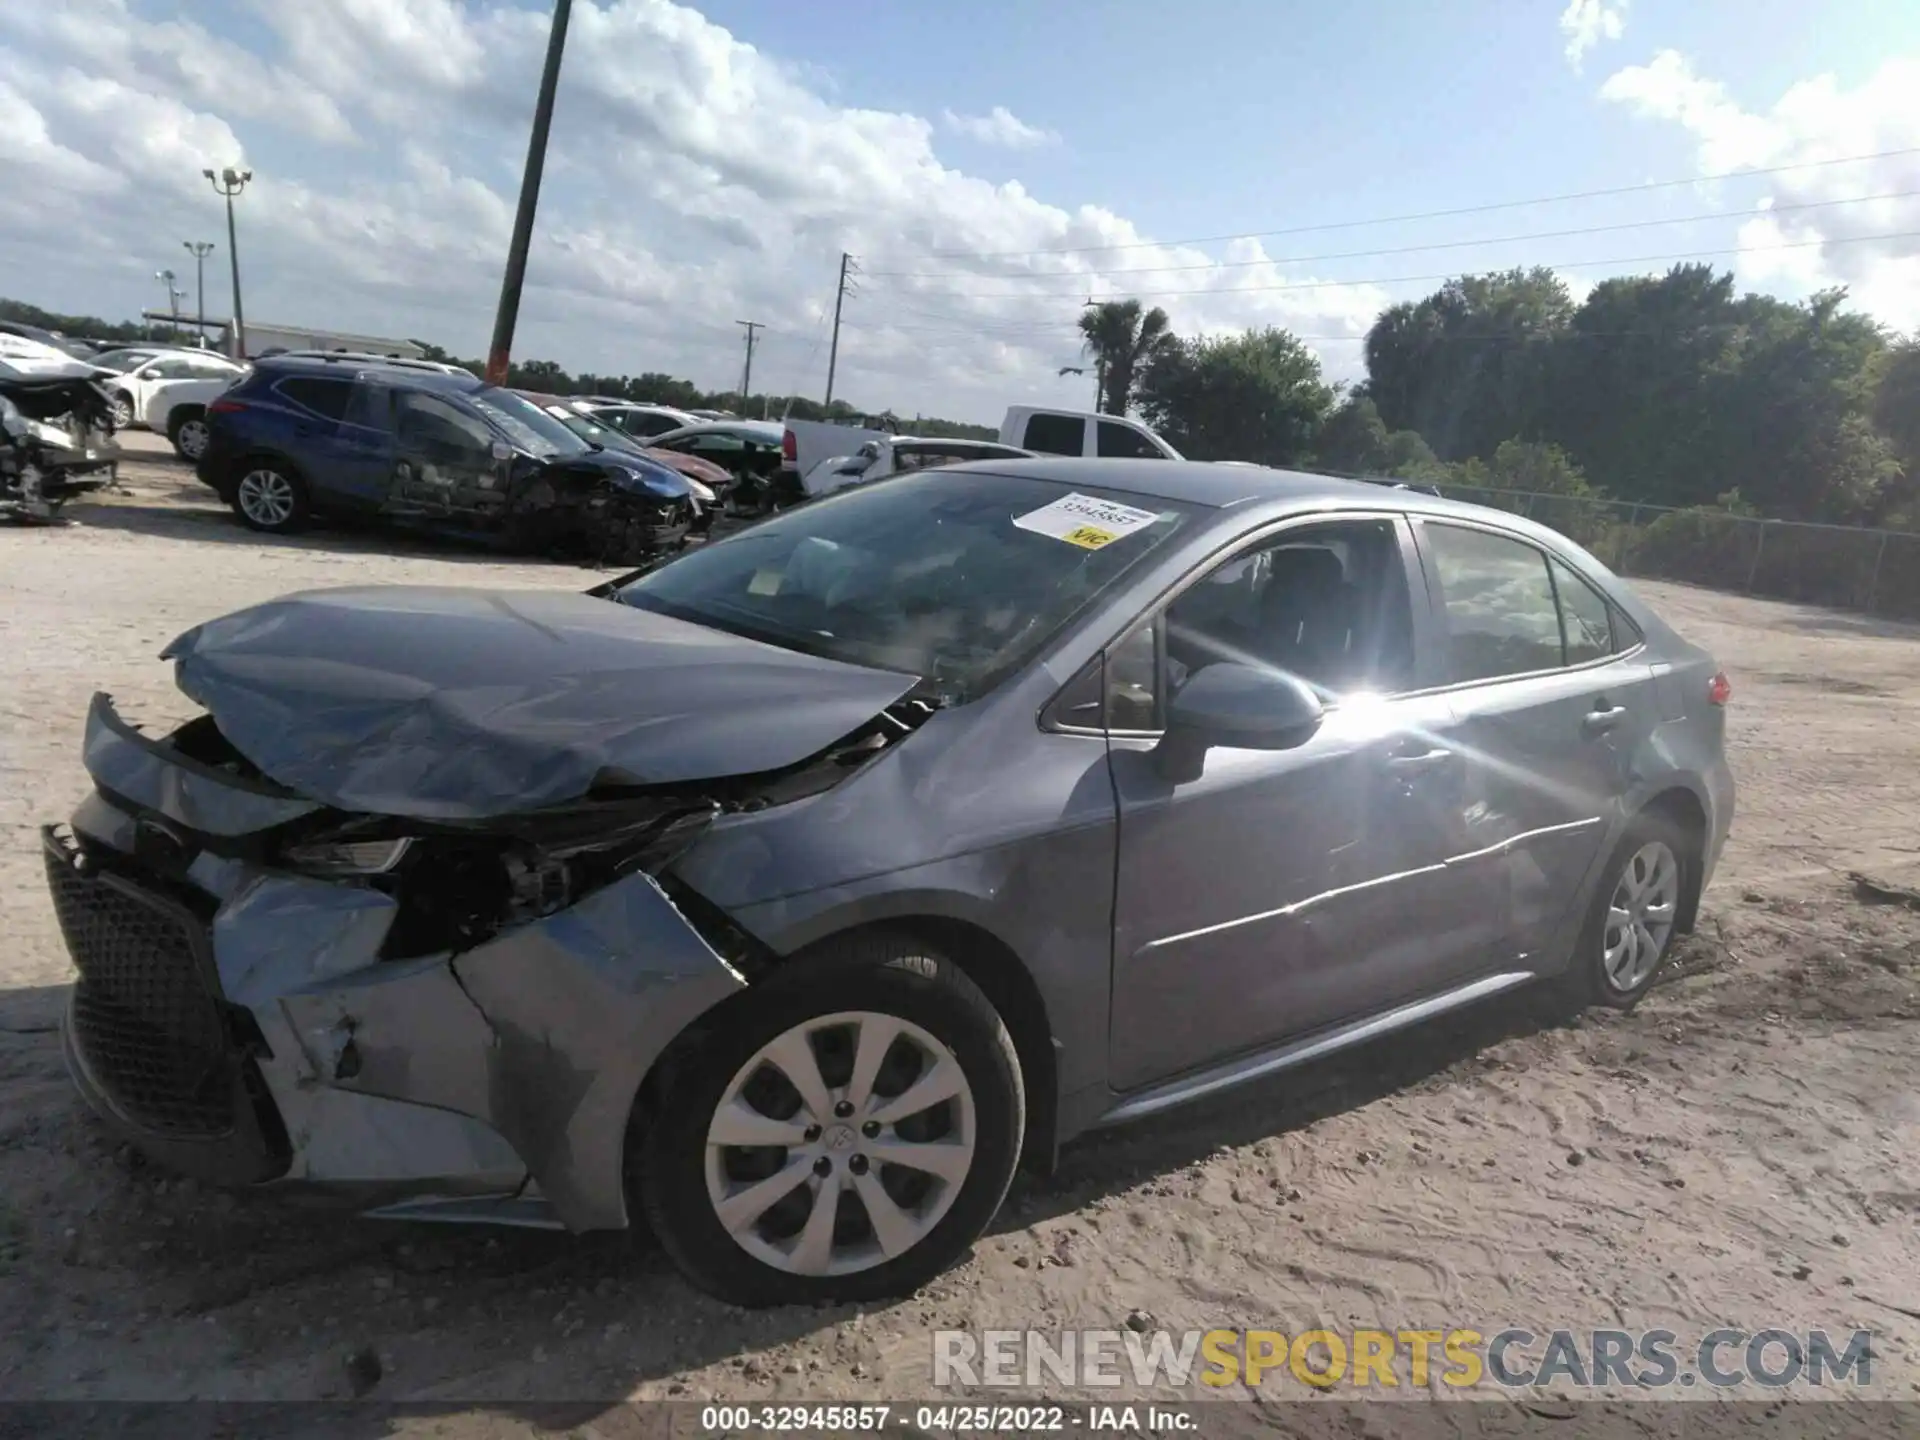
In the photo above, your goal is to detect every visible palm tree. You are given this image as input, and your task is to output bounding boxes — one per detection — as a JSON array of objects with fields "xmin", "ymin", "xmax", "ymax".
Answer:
[{"xmin": 1076, "ymin": 299, "xmax": 1175, "ymax": 416}]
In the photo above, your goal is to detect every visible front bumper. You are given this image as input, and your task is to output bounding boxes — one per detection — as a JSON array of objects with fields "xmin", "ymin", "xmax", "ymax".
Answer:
[{"xmin": 47, "ymin": 694, "xmax": 747, "ymax": 1231}]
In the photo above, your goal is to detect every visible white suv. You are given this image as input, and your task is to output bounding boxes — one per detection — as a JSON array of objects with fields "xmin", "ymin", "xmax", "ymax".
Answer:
[{"xmin": 101, "ymin": 352, "xmax": 244, "ymax": 430}]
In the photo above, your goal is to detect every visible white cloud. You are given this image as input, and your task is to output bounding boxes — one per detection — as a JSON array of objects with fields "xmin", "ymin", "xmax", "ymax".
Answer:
[
  {"xmin": 0, "ymin": 0, "xmax": 1416, "ymax": 416},
  {"xmin": 1560, "ymin": 0, "xmax": 1627, "ymax": 71},
  {"xmin": 942, "ymin": 106, "xmax": 1060, "ymax": 150},
  {"xmin": 1599, "ymin": 50, "xmax": 1920, "ymax": 329}
]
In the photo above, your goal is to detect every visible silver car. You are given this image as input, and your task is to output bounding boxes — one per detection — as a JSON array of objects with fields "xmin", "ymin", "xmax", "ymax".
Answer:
[{"xmin": 43, "ymin": 459, "xmax": 1733, "ymax": 1307}]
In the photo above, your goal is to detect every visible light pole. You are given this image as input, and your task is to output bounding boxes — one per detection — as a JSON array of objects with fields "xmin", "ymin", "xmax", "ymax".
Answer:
[
  {"xmin": 485, "ymin": 0, "xmax": 573, "ymax": 384},
  {"xmin": 202, "ymin": 167, "xmax": 252, "ymax": 358},
  {"xmin": 183, "ymin": 241, "xmax": 215, "ymax": 347},
  {"xmin": 154, "ymin": 268, "xmax": 183, "ymax": 323}
]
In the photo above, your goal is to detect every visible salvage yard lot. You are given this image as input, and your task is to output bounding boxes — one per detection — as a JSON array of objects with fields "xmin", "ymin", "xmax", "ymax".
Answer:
[{"xmin": 2, "ymin": 440, "xmax": 1918, "ymax": 1418}]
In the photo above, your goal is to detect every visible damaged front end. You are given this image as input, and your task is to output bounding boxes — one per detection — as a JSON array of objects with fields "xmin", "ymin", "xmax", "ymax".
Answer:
[
  {"xmin": 1, "ymin": 374, "xmax": 119, "ymax": 524},
  {"xmin": 48, "ymin": 669, "xmax": 935, "ymax": 1230},
  {"xmin": 508, "ymin": 456, "xmax": 697, "ymax": 568}
]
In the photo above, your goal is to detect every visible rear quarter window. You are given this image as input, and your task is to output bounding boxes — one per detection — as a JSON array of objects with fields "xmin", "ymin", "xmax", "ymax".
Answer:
[{"xmin": 273, "ymin": 376, "xmax": 354, "ymax": 421}]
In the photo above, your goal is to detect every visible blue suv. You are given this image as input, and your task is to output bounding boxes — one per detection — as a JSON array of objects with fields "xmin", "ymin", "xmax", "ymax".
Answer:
[{"xmin": 197, "ymin": 355, "xmax": 699, "ymax": 564}]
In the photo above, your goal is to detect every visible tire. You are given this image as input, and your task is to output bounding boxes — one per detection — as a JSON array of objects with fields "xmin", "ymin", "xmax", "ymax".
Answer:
[
  {"xmin": 168, "ymin": 408, "xmax": 211, "ymax": 462},
  {"xmin": 108, "ymin": 391, "xmax": 134, "ymax": 430},
  {"xmin": 230, "ymin": 462, "xmax": 311, "ymax": 534},
  {"xmin": 1559, "ymin": 811, "xmax": 1695, "ymax": 1011},
  {"xmin": 639, "ymin": 932, "xmax": 1024, "ymax": 1308}
]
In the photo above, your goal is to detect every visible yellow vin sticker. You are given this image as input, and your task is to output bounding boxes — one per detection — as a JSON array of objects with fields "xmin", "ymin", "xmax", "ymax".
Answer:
[{"xmin": 1061, "ymin": 524, "xmax": 1119, "ymax": 549}]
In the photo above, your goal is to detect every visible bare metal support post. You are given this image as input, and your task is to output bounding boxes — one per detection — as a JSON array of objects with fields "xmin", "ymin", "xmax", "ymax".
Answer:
[
  {"xmin": 1617, "ymin": 502, "xmax": 1642, "ymax": 573},
  {"xmin": 1865, "ymin": 530, "xmax": 1891, "ymax": 614},
  {"xmin": 1745, "ymin": 521, "xmax": 1768, "ymax": 592},
  {"xmin": 486, "ymin": 0, "xmax": 572, "ymax": 386}
]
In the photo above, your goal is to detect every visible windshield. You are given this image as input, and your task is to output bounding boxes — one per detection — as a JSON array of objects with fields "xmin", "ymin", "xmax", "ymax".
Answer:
[
  {"xmin": 87, "ymin": 348, "xmax": 155, "ymax": 373},
  {"xmin": 542, "ymin": 403, "xmax": 634, "ymax": 451},
  {"xmin": 616, "ymin": 470, "xmax": 1191, "ymax": 702},
  {"xmin": 470, "ymin": 388, "xmax": 593, "ymax": 458}
]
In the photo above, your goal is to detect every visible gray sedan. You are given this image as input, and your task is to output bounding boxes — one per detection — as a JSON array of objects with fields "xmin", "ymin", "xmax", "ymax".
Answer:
[{"xmin": 44, "ymin": 459, "xmax": 1733, "ymax": 1306}]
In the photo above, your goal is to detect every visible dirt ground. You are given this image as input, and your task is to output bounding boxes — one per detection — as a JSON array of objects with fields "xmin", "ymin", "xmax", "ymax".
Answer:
[{"xmin": 2, "ymin": 437, "xmax": 1917, "ymax": 1423}]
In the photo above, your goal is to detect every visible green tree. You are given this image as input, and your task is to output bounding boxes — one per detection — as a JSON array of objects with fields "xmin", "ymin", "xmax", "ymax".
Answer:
[
  {"xmin": 1364, "ymin": 267, "xmax": 1574, "ymax": 460},
  {"xmin": 1077, "ymin": 299, "xmax": 1175, "ymax": 416},
  {"xmin": 1542, "ymin": 264, "xmax": 1739, "ymax": 506},
  {"xmin": 1695, "ymin": 289, "xmax": 1895, "ymax": 520},
  {"xmin": 1137, "ymin": 326, "xmax": 1335, "ymax": 465},
  {"xmin": 1311, "ymin": 394, "xmax": 1442, "ymax": 479}
]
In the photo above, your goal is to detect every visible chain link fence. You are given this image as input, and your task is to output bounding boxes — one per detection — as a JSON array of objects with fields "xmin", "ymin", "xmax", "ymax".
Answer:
[{"xmin": 1434, "ymin": 485, "xmax": 1920, "ymax": 621}]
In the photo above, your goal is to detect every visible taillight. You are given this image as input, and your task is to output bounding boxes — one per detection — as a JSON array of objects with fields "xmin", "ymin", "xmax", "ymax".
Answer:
[
  {"xmin": 1707, "ymin": 671, "xmax": 1732, "ymax": 706},
  {"xmin": 781, "ymin": 428, "xmax": 796, "ymax": 462},
  {"xmin": 207, "ymin": 397, "xmax": 247, "ymax": 414}
]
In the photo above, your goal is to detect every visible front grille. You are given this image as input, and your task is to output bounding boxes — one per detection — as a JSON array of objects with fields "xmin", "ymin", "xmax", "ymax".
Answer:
[{"xmin": 43, "ymin": 831, "xmax": 238, "ymax": 1138}]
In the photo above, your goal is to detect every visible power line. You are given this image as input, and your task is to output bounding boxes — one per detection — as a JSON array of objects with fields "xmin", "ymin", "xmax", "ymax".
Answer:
[
  {"xmin": 910, "ymin": 145, "xmax": 1920, "ymax": 260},
  {"xmin": 866, "ymin": 187, "xmax": 1920, "ymax": 282},
  {"xmin": 860, "ymin": 227, "xmax": 1920, "ymax": 302}
]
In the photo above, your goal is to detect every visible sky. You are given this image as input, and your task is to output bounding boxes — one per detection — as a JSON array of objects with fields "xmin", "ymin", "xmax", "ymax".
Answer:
[{"xmin": 1, "ymin": 0, "xmax": 1917, "ymax": 423}]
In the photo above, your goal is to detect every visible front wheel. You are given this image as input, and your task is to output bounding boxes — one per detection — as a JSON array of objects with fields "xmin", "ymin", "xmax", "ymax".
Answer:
[
  {"xmin": 639, "ymin": 934, "xmax": 1024, "ymax": 1307},
  {"xmin": 231, "ymin": 464, "xmax": 310, "ymax": 534},
  {"xmin": 108, "ymin": 391, "xmax": 135, "ymax": 429},
  {"xmin": 1561, "ymin": 812, "xmax": 1694, "ymax": 1011}
]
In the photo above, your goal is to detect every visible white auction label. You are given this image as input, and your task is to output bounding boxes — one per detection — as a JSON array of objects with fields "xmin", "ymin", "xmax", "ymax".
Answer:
[{"xmin": 1012, "ymin": 491, "xmax": 1163, "ymax": 550}]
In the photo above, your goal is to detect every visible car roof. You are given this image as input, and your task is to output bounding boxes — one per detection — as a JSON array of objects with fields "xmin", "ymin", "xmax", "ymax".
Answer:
[
  {"xmin": 653, "ymin": 420, "xmax": 782, "ymax": 440},
  {"xmin": 587, "ymin": 401, "xmax": 695, "ymax": 415},
  {"xmin": 250, "ymin": 354, "xmax": 481, "ymax": 390},
  {"xmin": 959, "ymin": 456, "xmax": 1568, "ymax": 533}
]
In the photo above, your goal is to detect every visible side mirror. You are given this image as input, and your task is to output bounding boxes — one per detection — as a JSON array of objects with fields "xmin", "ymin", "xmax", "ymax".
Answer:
[{"xmin": 1164, "ymin": 662, "xmax": 1324, "ymax": 752}]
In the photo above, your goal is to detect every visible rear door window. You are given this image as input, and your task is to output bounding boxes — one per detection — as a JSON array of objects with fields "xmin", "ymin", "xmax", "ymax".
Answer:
[
  {"xmin": 1425, "ymin": 523, "xmax": 1564, "ymax": 682},
  {"xmin": 1020, "ymin": 412, "xmax": 1086, "ymax": 456}
]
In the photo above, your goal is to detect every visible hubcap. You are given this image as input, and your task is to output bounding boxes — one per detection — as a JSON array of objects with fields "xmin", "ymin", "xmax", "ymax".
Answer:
[
  {"xmin": 236, "ymin": 469, "xmax": 295, "ymax": 527},
  {"xmin": 110, "ymin": 395, "xmax": 132, "ymax": 426},
  {"xmin": 1602, "ymin": 840, "xmax": 1679, "ymax": 991},
  {"xmin": 704, "ymin": 1010, "xmax": 976, "ymax": 1278},
  {"xmin": 177, "ymin": 419, "xmax": 210, "ymax": 459}
]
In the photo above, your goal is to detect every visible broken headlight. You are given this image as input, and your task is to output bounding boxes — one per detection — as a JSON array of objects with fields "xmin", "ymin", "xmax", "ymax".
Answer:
[
  {"xmin": 277, "ymin": 801, "xmax": 719, "ymax": 960},
  {"xmin": 279, "ymin": 836, "xmax": 415, "ymax": 876}
]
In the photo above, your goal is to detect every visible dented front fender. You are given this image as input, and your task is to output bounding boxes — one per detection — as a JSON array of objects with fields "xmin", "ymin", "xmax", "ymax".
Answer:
[{"xmin": 276, "ymin": 870, "xmax": 746, "ymax": 1230}]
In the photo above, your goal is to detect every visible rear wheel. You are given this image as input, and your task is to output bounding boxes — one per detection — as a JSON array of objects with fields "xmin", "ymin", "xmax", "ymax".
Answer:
[
  {"xmin": 168, "ymin": 408, "xmax": 210, "ymax": 461},
  {"xmin": 231, "ymin": 464, "xmax": 310, "ymax": 534},
  {"xmin": 639, "ymin": 934, "xmax": 1024, "ymax": 1307},
  {"xmin": 1561, "ymin": 811, "xmax": 1694, "ymax": 1010}
]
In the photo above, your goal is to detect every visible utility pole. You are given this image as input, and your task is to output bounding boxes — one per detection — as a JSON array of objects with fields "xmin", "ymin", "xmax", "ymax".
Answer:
[
  {"xmin": 824, "ymin": 251, "xmax": 858, "ymax": 410},
  {"xmin": 183, "ymin": 242, "xmax": 215, "ymax": 346},
  {"xmin": 202, "ymin": 167, "xmax": 252, "ymax": 357},
  {"xmin": 735, "ymin": 320, "xmax": 762, "ymax": 406},
  {"xmin": 486, "ymin": 0, "xmax": 572, "ymax": 385}
]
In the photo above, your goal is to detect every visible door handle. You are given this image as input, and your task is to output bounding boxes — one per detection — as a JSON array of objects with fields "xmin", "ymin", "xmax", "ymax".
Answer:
[
  {"xmin": 1387, "ymin": 746, "xmax": 1454, "ymax": 774},
  {"xmin": 1583, "ymin": 704, "xmax": 1628, "ymax": 734}
]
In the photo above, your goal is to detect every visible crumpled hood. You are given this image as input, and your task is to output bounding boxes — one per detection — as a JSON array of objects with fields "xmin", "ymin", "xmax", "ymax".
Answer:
[
  {"xmin": 553, "ymin": 452, "xmax": 691, "ymax": 500},
  {"xmin": 161, "ymin": 586, "xmax": 920, "ymax": 819}
]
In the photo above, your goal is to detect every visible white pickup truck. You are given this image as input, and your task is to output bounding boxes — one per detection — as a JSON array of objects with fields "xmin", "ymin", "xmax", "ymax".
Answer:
[
  {"xmin": 997, "ymin": 405, "xmax": 1181, "ymax": 460},
  {"xmin": 781, "ymin": 405, "xmax": 1178, "ymax": 493}
]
